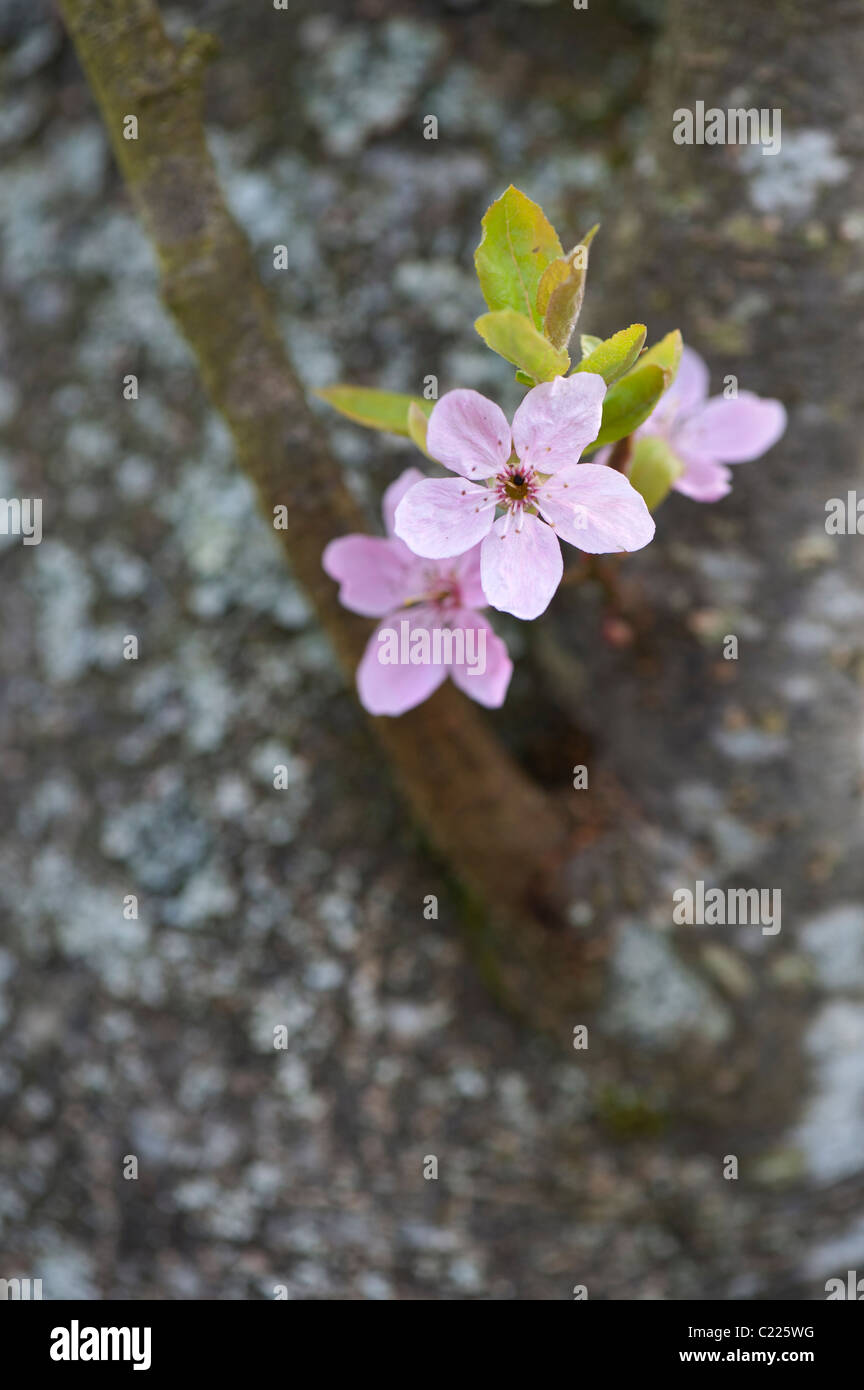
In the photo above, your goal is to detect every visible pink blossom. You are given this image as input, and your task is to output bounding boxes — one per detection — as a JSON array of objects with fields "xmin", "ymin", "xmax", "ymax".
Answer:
[
  {"xmin": 323, "ymin": 468, "xmax": 512, "ymax": 717},
  {"xmin": 393, "ymin": 376, "xmax": 655, "ymax": 621},
  {"xmin": 632, "ymin": 345, "xmax": 787, "ymax": 502}
]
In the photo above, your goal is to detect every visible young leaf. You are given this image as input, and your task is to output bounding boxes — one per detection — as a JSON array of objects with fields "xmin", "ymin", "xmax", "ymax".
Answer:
[
  {"xmin": 535, "ymin": 256, "xmax": 570, "ymax": 316},
  {"xmin": 475, "ymin": 309, "xmax": 569, "ymax": 382},
  {"xmin": 538, "ymin": 225, "xmax": 598, "ymax": 351},
  {"xmin": 587, "ymin": 363, "xmax": 667, "ymax": 450},
  {"xmin": 315, "ymin": 386, "xmax": 433, "ymax": 437},
  {"xmin": 407, "ymin": 401, "xmax": 432, "ymax": 458},
  {"xmin": 573, "ymin": 323, "xmax": 646, "ymax": 386},
  {"xmin": 583, "ymin": 329, "xmax": 682, "ymax": 448},
  {"xmin": 580, "ymin": 334, "xmax": 603, "ymax": 358},
  {"xmin": 639, "ymin": 330, "xmax": 683, "ymax": 380},
  {"xmin": 474, "ymin": 186, "xmax": 563, "ymax": 331},
  {"xmin": 627, "ymin": 436, "xmax": 683, "ymax": 511}
]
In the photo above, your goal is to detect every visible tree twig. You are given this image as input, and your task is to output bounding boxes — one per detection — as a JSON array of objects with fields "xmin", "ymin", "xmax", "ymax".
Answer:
[{"xmin": 56, "ymin": 0, "xmax": 575, "ymax": 950}]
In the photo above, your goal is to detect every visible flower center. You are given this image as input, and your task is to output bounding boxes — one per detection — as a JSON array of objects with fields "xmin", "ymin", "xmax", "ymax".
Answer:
[
  {"xmin": 496, "ymin": 463, "xmax": 537, "ymax": 508},
  {"xmin": 404, "ymin": 566, "xmax": 460, "ymax": 611}
]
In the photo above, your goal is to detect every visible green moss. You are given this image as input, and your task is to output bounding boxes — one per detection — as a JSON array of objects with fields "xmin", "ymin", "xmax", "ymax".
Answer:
[{"xmin": 596, "ymin": 1083, "xmax": 669, "ymax": 1138}]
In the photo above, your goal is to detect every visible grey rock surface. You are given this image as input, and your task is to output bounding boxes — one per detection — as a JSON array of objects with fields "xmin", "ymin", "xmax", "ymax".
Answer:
[{"xmin": 1, "ymin": 0, "xmax": 862, "ymax": 1300}]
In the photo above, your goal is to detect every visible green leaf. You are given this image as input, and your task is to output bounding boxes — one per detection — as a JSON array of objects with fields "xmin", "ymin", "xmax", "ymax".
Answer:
[
  {"xmin": 574, "ymin": 323, "xmax": 646, "ymax": 386},
  {"xmin": 538, "ymin": 225, "xmax": 598, "ymax": 351},
  {"xmin": 588, "ymin": 363, "xmax": 667, "ymax": 450},
  {"xmin": 407, "ymin": 401, "xmax": 432, "ymax": 458},
  {"xmin": 315, "ymin": 386, "xmax": 433, "ymax": 437},
  {"xmin": 639, "ymin": 329, "xmax": 683, "ymax": 380},
  {"xmin": 514, "ymin": 370, "xmax": 535, "ymax": 386},
  {"xmin": 475, "ymin": 309, "xmax": 569, "ymax": 382},
  {"xmin": 474, "ymin": 186, "xmax": 563, "ymax": 331},
  {"xmin": 627, "ymin": 436, "xmax": 683, "ymax": 511},
  {"xmin": 580, "ymin": 334, "xmax": 603, "ymax": 358}
]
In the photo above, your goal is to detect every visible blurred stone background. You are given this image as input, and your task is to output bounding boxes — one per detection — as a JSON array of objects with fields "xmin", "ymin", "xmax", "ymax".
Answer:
[{"xmin": 1, "ymin": 0, "xmax": 863, "ymax": 1299}]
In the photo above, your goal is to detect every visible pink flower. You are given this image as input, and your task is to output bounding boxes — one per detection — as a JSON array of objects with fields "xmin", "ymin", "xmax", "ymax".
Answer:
[
  {"xmin": 393, "ymin": 376, "xmax": 655, "ymax": 621},
  {"xmin": 323, "ymin": 468, "xmax": 513, "ymax": 717},
  {"xmin": 633, "ymin": 345, "xmax": 787, "ymax": 502}
]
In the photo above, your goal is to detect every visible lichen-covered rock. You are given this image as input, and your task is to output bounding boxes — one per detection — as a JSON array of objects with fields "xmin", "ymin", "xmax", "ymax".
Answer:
[{"xmin": 1, "ymin": 0, "xmax": 862, "ymax": 1302}]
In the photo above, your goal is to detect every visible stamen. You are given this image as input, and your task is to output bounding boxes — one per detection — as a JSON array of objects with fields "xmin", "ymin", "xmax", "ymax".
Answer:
[{"xmin": 498, "ymin": 461, "xmax": 539, "ymax": 507}]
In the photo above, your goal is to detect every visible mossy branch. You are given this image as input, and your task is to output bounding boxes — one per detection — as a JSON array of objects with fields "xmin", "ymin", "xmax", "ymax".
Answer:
[{"xmin": 57, "ymin": 0, "xmax": 573, "ymax": 942}]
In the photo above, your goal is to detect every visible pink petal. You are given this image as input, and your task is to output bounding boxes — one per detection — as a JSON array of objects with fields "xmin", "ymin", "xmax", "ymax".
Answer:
[
  {"xmin": 323, "ymin": 535, "xmax": 418, "ymax": 617},
  {"xmin": 394, "ymin": 477, "xmax": 495, "ymax": 559},
  {"xmin": 639, "ymin": 345, "xmax": 709, "ymax": 438},
  {"xmin": 426, "ymin": 389, "xmax": 512, "ymax": 480},
  {"xmin": 675, "ymin": 392, "xmax": 786, "ymax": 463},
  {"xmin": 480, "ymin": 511, "xmax": 563, "ymax": 620},
  {"xmin": 452, "ymin": 545, "xmax": 487, "ymax": 610},
  {"xmin": 382, "ymin": 467, "xmax": 426, "ymax": 537},
  {"xmin": 511, "ymin": 373, "xmax": 606, "ymax": 474},
  {"xmin": 356, "ymin": 608, "xmax": 447, "ymax": 716},
  {"xmin": 673, "ymin": 455, "xmax": 733, "ymax": 502},
  {"xmin": 537, "ymin": 463, "xmax": 655, "ymax": 553},
  {"xmin": 447, "ymin": 609, "xmax": 512, "ymax": 708},
  {"xmin": 666, "ymin": 345, "xmax": 710, "ymax": 414}
]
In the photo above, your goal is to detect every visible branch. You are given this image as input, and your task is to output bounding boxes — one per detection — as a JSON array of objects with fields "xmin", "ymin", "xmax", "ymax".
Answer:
[{"xmin": 57, "ymin": 0, "xmax": 576, "ymax": 957}]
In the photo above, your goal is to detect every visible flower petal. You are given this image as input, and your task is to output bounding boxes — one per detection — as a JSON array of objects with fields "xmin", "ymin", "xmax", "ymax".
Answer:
[
  {"xmin": 675, "ymin": 392, "xmax": 787, "ymax": 463},
  {"xmin": 394, "ymin": 477, "xmax": 495, "ymax": 559},
  {"xmin": 639, "ymin": 345, "xmax": 710, "ymax": 438},
  {"xmin": 322, "ymin": 535, "xmax": 418, "ymax": 617},
  {"xmin": 537, "ymin": 463, "xmax": 655, "ymax": 553},
  {"xmin": 356, "ymin": 608, "xmax": 447, "ymax": 716},
  {"xmin": 511, "ymin": 372, "xmax": 606, "ymax": 473},
  {"xmin": 382, "ymin": 467, "xmax": 426, "ymax": 537},
  {"xmin": 426, "ymin": 388, "xmax": 512, "ymax": 480},
  {"xmin": 452, "ymin": 545, "xmax": 487, "ymax": 610},
  {"xmin": 447, "ymin": 609, "xmax": 513, "ymax": 708},
  {"xmin": 480, "ymin": 511, "xmax": 563, "ymax": 620},
  {"xmin": 666, "ymin": 345, "xmax": 710, "ymax": 414},
  {"xmin": 673, "ymin": 455, "xmax": 733, "ymax": 502}
]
